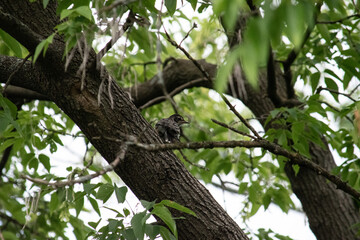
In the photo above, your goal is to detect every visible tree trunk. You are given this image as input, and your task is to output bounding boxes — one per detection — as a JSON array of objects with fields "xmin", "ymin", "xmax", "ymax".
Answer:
[{"xmin": 0, "ymin": 1, "xmax": 248, "ymax": 239}]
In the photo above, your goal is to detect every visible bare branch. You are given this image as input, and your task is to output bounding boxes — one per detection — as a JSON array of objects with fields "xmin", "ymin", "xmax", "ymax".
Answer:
[
  {"xmin": 220, "ymin": 94, "xmax": 261, "ymax": 139},
  {"xmin": 2, "ymin": 54, "xmax": 32, "ymax": 96},
  {"xmin": 316, "ymin": 86, "xmax": 357, "ymax": 102},
  {"xmin": 178, "ymin": 149, "xmax": 208, "ymax": 171},
  {"xmin": 179, "ymin": 22, "xmax": 197, "ymax": 46},
  {"xmin": 163, "ymin": 26, "xmax": 212, "ymax": 82},
  {"xmin": 211, "ymin": 119, "xmax": 256, "ymax": 140},
  {"xmin": 139, "ymin": 78, "xmax": 206, "ymax": 110}
]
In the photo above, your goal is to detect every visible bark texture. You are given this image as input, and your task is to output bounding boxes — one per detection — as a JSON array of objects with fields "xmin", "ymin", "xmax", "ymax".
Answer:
[{"xmin": 0, "ymin": 1, "xmax": 248, "ymax": 239}]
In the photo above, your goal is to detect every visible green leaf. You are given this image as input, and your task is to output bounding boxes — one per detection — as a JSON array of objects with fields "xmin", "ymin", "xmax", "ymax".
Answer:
[
  {"xmin": 285, "ymin": 3, "xmax": 305, "ymax": 47},
  {"xmin": 88, "ymin": 196, "xmax": 101, "ymax": 216},
  {"xmin": 49, "ymin": 192, "xmax": 59, "ymax": 213},
  {"xmin": 75, "ymin": 192, "xmax": 85, "ymax": 217},
  {"xmin": 310, "ymin": 72, "xmax": 320, "ymax": 92},
  {"xmin": 96, "ymin": 183, "xmax": 114, "ymax": 203},
  {"xmin": 152, "ymin": 205, "xmax": 177, "ymax": 238},
  {"xmin": 38, "ymin": 154, "xmax": 51, "ymax": 172},
  {"xmin": 131, "ymin": 211, "xmax": 149, "ymax": 240},
  {"xmin": 165, "ymin": 0, "xmax": 177, "ymax": 16},
  {"xmin": 88, "ymin": 218, "xmax": 101, "ymax": 229},
  {"xmin": 114, "ymin": 185, "xmax": 128, "ymax": 203},
  {"xmin": 324, "ymin": 77, "xmax": 339, "ymax": 101},
  {"xmin": 83, "ymin": 183, "xmax": 100, "ymax": 194},
  {"xmin": 160, "ymin": 200, "xmax": 197, "ymax": 217},
  {"xmin": 43, "ymin": 0, "xmax": 50, "ymax": 8},
  {"xmin": 0, "ymin": 29, "xmax": 23, "ymax": 57},
  {"xmin": 33, "ymin": 136, "xmax": 46, "ymax": 150},
  {"xmin": 145, "ymin": 224, "xmax": 161, "ymax": 240},
  {"xmin": 33, "ymin": 33, "xmax": 55, "ymax": 63},
  {"xmin": 140, "ymin": 200, "xmax": 156, "ymax": 210},
  {"xmin": 75, "ymin": 6, "xmax": 93, "ymax": 21},
  {"xmin": 186, "ymin": 0, "xmax": 197, "ymax": 10}
]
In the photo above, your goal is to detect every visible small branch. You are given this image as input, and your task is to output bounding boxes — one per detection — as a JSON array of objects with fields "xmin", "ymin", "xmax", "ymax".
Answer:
[
  {"xmin": 220, "ymin": 94, "xmax": 261, "ymax": 139},
  {"xmin": 211, "ymin": 119, "xmax": 256, "ymax": 140},
  {"xmin": 163, "ymin": 26, "xmax": 212, "ymax": 82},
  {"xmin": 317, "ymin": 14, "xmax": 360, "ymax": 24},
  {"xmin": 349, "ymin": 83, "xmax": 360, "ymax": 96},
  {"xmin": 316, "ymin": 86, "xmax": 357, "ymax": 102},
  {"xmin": 179, "ymin": 22, "xmax": 197, "ymax": 46},
  {"xmin": 21, "ymin": 144, "xmax": 127, "ymax": 188},
  {"xmin": 318, "ymin": 101, "xmax": 352, "ymax": 123},
  {"xmin": 211, "ymin": 181, "xmax": 239, "ymax": 194},
  {"xmin": 2, "ymin": 54, "xmax": 32, "ymax": 96},
  {"xmin": 178, "ymin": 149, "xmax": 208, "ymax": 171},
  {"xmin": 139, "ymin": 78, "xmax": 206, "ymax": 110}
]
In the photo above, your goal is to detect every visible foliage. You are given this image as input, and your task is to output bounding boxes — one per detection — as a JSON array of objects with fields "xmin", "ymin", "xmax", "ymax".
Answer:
[{"xmin": 1, "ymin": 0, "xmax": 360, "ymax": 239}]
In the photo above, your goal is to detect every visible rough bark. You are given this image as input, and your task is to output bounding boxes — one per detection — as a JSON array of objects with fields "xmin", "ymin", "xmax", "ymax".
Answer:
[{"xmin": 0, "ymin": 1, "xmax": 248, "ymax": 239}]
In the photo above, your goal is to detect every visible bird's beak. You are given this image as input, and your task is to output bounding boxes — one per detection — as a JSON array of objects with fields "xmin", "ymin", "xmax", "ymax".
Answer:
[{"xmin": 180, "ymin": 119, "xmax": 189, "ymax": 125}]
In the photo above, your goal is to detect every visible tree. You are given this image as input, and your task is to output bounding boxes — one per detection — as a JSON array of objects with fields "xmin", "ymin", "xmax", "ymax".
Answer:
[{"xmin": 0, "ymin": 0, "xmax": 360, "ymax": 239}]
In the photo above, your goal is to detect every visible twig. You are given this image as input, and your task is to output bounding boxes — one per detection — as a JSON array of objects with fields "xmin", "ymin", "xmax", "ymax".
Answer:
[
  {"xmin": 21, "ymin": 144, "xmax": 127, "ymax": 188},
  {"xmin": 163, "ymin": 26, "xmax": 212, "ymax": 82},
  {"xmin": 178, "ymin": 149, "xmax": 208, "ymax": 171},
  {"xmin": 211, "ymin": 119, "xmax": 256, "ymax": 140},
  {"xmin": 139, "ymin": 78, "xmax": 206, "ymax": 110},
  {"xmin": 318, "ymin": 101, "xmax": 352, "ymax": 123},
  {"xmin": 317, "ymin": 14, "xmax": 360, "ymax": 24},
  {"xmin": 349, "ymin": 83, "xmax": 360, "ymax": 96},
  {"xmin": 179, "ymin": 22, "xmax": 197, "ymax": 46},
  {"xmin": 220, "ymin": 94, "xmax": 261, "ymax": 139},
  {"xmin": 316, "ymin": 86, "xmax": 357, "ymax": 102},
  {"xmin": 211, "ymin": 181, "xmax": 238, "ymax": 194},
  {"xmin": 2, "ymin": 53, "xmax": 32, "ymax": 96}
]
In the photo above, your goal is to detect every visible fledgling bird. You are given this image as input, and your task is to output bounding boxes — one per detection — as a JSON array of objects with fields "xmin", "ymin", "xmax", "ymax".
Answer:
[{"xmin": 155, "ymin": 114, "xmax": 188, "ymax": 143}]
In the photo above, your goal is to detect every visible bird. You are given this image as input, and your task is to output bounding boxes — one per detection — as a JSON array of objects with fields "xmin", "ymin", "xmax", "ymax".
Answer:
[{"xmin": 155, "ymin": 114, "xmax": 188, "ymax": 143}]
